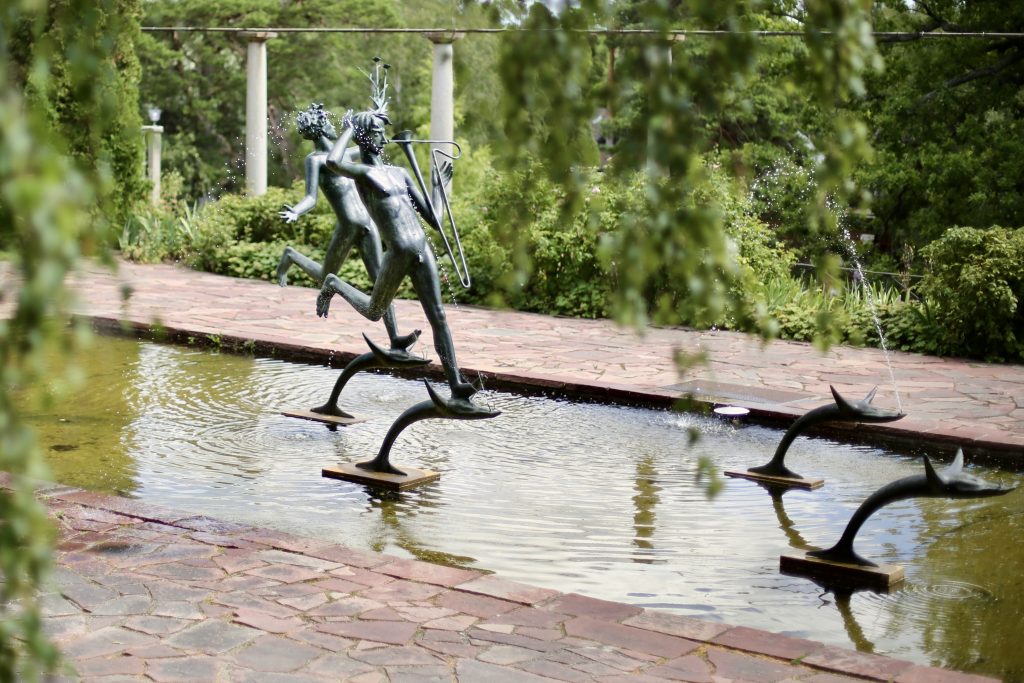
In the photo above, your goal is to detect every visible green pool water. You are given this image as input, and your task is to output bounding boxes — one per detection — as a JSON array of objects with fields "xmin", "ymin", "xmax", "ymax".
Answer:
[{"xmin": 25, "ymin": 335, "xmax": 1024, "ymax": 680}]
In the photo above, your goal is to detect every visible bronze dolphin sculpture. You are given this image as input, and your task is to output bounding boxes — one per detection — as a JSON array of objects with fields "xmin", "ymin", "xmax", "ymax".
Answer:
[
  {"xmin": 749, "ymin": 385, "xmax": 904, "ymax": 481},
  {"xmin": 808, "ymin": 449, "xmax": 1015, "ymax": 567}
]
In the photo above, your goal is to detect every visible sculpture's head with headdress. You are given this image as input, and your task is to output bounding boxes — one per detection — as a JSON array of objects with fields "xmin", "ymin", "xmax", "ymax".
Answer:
[
  {"xmin": 350, "ymin": 57, "xmax": 391, "ymax": 156},
  {"xmin": 296, "ymin": 103, "xmax": 335, "ymax": 141}
]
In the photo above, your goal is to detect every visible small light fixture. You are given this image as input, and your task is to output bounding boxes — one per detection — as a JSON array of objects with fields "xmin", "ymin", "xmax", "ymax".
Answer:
[
  {"xmin": 713, "ymin": 405, "xmax": 750, "ymax": 421},
  {"xmin": 147, "ymin": 106, "xmax": 162, "ymax": 124}
]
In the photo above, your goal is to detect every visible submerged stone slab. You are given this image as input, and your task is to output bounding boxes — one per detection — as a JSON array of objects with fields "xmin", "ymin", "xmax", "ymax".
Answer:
[
  {"xmin": 724, "ymin": 470, "xmax": 824, "ymax": 490},
  {"xmin": 281, "ymin": 409, "xmax": 366, "ymax": 427},
  {"xmin": 323, "ymin": 462, "xmax": 440, "ymax": 491},
  {"xmin": 780, "ymin": 553, "xmax": 905, "ymax": 590}
]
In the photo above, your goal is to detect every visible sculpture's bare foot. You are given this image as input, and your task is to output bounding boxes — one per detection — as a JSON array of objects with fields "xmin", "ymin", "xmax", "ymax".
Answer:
[
  {"xmin": 422, "ymin": 379, "xmax": 499, "ymax": 419},
  {"xmin": 389, "ymin": 328, "xmax": 422, "ymax": 353},
  {"xmin": 316, "ymin": 287, "xmax": 334, "ymax": 318},
  {"xmin": 451, "ymin": 379, "xmax": 477, "ymax": 401},
  {"xmin": 310, "ymin": 403, "xmax": 354, "ymax": 419}
]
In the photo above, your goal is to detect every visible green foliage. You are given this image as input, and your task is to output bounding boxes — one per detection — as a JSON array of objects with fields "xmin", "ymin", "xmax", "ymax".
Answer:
[
  {"xmin": 136, "ymin": 0, "xmax": 507, "ymax": 201},
  {"xmin": 1, "ymin": 0, "xmax": 131, "ymax": 678},
  {"xmin": 14, "ymin": 0, "xmax": 146, "ymax": 229},
  {"xmin": 433, "ymin": 148, "xmax": 793, "ymax": 323},
  {"xmin": 858, "ymin": 3, "xmax": 1024, "ymax": 249},
  {"xmin": 208, "ymin": 240, "xmax": 312, "ymax": 285},
  {"xmin": 492, "ymin": 1, "xmax": 881, "ymax": 353},
  {"xmin": 880, "ymin": 299, "xmax": 943, "ymax": 356},
  {"xmin": 916, "ymin": 226, "xmax": 1024, "ymax": 361},
  {"xmin": 193, "ymin": 185, "xmax": 334, "ymax": 246}
]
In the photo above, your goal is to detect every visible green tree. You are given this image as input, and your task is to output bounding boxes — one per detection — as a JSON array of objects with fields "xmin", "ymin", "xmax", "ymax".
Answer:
[
  {"xmin": 858, "ymin": 1, "xmax": 1024, "ymax": 250},
  {"xmin": 491, "ymin": 0, "xmax": 879, "ymax": 343},
  {"xmin": 1, "ymin": 0, "xmax": 132, "ymax": 678},
  {"xmin": 137, "ymin": 0, "xmax": 403, "ymax": 200},
  {"xmin": 11, "ymin": 0, "xmax": 146, "ymax": 229}
]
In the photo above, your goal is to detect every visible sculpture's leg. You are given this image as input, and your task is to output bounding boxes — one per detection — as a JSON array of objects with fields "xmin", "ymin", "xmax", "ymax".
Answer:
[
  {"xmin": 410, "ymin": 251, "xmax": 475, "ymax": 400},
  {"xmin": 277, "ymin": 246, "xmax": 323, "ymax": 287},
  {"xmin": 357, "ymin": 228, "xmax": 419, "ymax": 351},
  {"xmin": 317, "ymin": 251, "xmax": 412, "ymax": 320},
  {"xmin": 277, "ymin": 224, "xmax": 355, "ymax": 287},
  {"xmin": 319, "ymin": 223, "xmax": 357, "ymax": 283}
]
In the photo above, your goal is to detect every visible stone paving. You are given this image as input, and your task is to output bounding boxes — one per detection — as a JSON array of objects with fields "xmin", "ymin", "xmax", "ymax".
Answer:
[
  {"xmin": 14, "ymin": 474, "xmax": 995, "ymax": 683},
  {"xmin": 51, "ymin": 261, "xmax": 1024, "ymax": 461}
]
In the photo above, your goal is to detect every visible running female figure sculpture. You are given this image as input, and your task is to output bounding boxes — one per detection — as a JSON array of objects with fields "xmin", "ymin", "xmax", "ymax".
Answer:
[
  {"xmin": 316, "ymin": 66, "xmax": 484, "ymax": 414},
  {"xmin": 277, "ymin": 103, "xmax": 418, "ymax": 355}
]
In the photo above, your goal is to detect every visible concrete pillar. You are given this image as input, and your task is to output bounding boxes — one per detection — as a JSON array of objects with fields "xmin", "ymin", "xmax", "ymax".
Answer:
[
  {"xmin": 241, "ymin": 31, "xmax": 276, "ymax": 196},
  {"xmin": 646, "ymin": 37, "xmax": 681, "ymax": 177},
  {"xmin": 141, "ymin": 125, "xmax": 163, "ymax": 205},
  {"xmin": 426, "ymin": 32, "xmax": 462, "ymax": 193}
]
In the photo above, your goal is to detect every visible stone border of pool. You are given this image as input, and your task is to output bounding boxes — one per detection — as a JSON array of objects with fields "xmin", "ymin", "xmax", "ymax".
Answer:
[{"xmin": 7, "ymin": 472, "xmax": 997, "ymax": 682}]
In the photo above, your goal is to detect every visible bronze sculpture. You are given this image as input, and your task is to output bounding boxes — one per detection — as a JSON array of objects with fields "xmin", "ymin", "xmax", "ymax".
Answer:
[
  {"xmin": 809, "ymin": 449, "xmax": 1014, "ymax": 567},
  {"xmin": 746, "ymin": 386, "xmax": 904, "ymax": 482},
  {"xmin": 276, "ymin": 102, "xmax": 420, "ymax": 359},
  {"xmin": 315, "ymin": 61, "xmax": 493, "ymax": 418}
]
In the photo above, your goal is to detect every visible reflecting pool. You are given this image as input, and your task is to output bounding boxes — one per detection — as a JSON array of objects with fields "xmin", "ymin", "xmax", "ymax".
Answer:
[{"xmin": 27, "ymin": 336, "xmax": 1024, "ymax": 680}]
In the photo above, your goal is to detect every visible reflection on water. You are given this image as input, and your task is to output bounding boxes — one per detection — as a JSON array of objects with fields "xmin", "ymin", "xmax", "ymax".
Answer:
[{"xmin": 27, "ymin": 336, "xmax": 1024, "ymax": 681}]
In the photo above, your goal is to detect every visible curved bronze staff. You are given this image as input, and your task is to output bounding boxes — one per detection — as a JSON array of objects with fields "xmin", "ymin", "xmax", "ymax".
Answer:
[{"xmin": 390, "ymin": 131, "xmax": 471, "ymax": 288}]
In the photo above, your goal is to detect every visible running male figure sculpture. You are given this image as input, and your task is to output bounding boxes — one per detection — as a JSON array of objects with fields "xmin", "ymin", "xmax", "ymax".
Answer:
[
  {"xmin": 277, "ymin": 103, "xmax": 419, "ymax": 356},
  {"xmin": 316, "ymin": 62, "xmax": 485, "ymax": 415}
]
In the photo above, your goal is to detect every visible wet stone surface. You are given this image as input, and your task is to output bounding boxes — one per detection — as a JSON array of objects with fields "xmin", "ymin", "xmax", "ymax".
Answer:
[{"xmin": 24, "ymin": 483, "xmax": 996, "ymax": 682}]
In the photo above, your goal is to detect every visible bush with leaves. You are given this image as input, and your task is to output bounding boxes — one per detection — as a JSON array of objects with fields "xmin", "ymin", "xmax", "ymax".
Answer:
[
  {"xmin": 915, "ymin": 226, "xmax": 1024, "ymax": 361},
  {"xmin": 2, "ymin": 0, "xmax": 135, "ymax": 678}
]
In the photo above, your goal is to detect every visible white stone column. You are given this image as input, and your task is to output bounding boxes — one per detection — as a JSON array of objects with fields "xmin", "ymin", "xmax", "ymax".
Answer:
[
  {"xmin": 426, "ymin": 32, "xmax": 462, "ymax": 193},
  {"xmin": 646, "ymin": 37, "xmax": 681, "ymax": 177},
  {"xmin": 141, "ymin": 125, "xmax": 163, "ymax": 205},
  {"xmin": 241, "ymin": 31, "xmax": 276, "ymax": 196}
]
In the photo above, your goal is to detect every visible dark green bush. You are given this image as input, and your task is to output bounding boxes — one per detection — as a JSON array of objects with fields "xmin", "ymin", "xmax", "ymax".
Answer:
[
  {"xmin": 916, "ymin": 226, "xmax": 1024, "ymax": 361},
  {"xmin": 195, "ymin": 183, "xmax": 335, "ymax": 246}
]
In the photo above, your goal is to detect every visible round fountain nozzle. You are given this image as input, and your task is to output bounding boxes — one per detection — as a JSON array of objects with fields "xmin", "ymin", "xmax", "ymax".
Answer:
[{"xmin": 714, "ymin": 406, "xmax": 750, "ymax": 421}]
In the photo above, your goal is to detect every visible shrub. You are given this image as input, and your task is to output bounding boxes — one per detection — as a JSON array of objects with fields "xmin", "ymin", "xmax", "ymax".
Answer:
[
  {"xmin": 916, "ymin": 226, "xmax": 1024, "ymax": 360},
  {"xmin": 193, "ymin": 183, "xmax": 335, "ymax": 246}
]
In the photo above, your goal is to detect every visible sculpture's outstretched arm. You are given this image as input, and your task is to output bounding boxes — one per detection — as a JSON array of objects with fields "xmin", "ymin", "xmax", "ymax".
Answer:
[{"xmin": 280, "ymin": 154, "xmax": 322, "ymax": 222}]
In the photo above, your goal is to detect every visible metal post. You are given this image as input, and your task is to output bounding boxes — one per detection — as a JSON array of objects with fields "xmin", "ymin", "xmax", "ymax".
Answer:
[
  {"xmin": 141, "ymin": 125, "xmax": 164, "ymax": 205},
  {"xmin": 241, "ymin": 31, "xmax": 276, "ymax": 196}
]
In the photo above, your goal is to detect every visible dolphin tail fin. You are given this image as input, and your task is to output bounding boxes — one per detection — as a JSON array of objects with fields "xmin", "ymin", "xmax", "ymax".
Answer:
[
  {"xmin": 946, "ymin": 448, "xmax": 965, "ymax": 476},
  {"xmin": 923, "ymin": 455, "xmax": 942, "ymax": 488},
  {"xmin": 829, "ymin": 385, "xmax": 850, "ymax": 410}
]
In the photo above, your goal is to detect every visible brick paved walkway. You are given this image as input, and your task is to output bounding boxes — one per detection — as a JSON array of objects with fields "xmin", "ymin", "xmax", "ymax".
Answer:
[
  {"xmin": 61, "ymin": 261, "xmax": 1024, "ymax": 461},
  {"xmin": 19, "ymin": 475, "xmax": 994, "ymax": 682}
]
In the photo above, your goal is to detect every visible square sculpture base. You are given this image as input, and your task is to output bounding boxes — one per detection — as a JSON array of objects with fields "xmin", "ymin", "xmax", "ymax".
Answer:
[
  {"xmin": 780, "ymin": 552, "xmax": 905, "ymax": 590},
  {"xmin": 724, "ymin": 470, "xmax": 824, "ymax": 490},
  {"xmin": 282, "ymin": 409, "xmax": 366, "ymax": 427},
  {"xmin": 322, "ymin": 462, "xmax": 440, "ymax": 491}
]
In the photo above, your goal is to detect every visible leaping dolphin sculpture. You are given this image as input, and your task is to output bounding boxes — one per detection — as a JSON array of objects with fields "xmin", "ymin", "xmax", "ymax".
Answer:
[
  {"xmin": 808, "ymin": 449, "xmax": 1015, "ymax": 567},
  {"xmin": 748, "ymin": 386, "xmax": 905, "ymax": 481}
]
